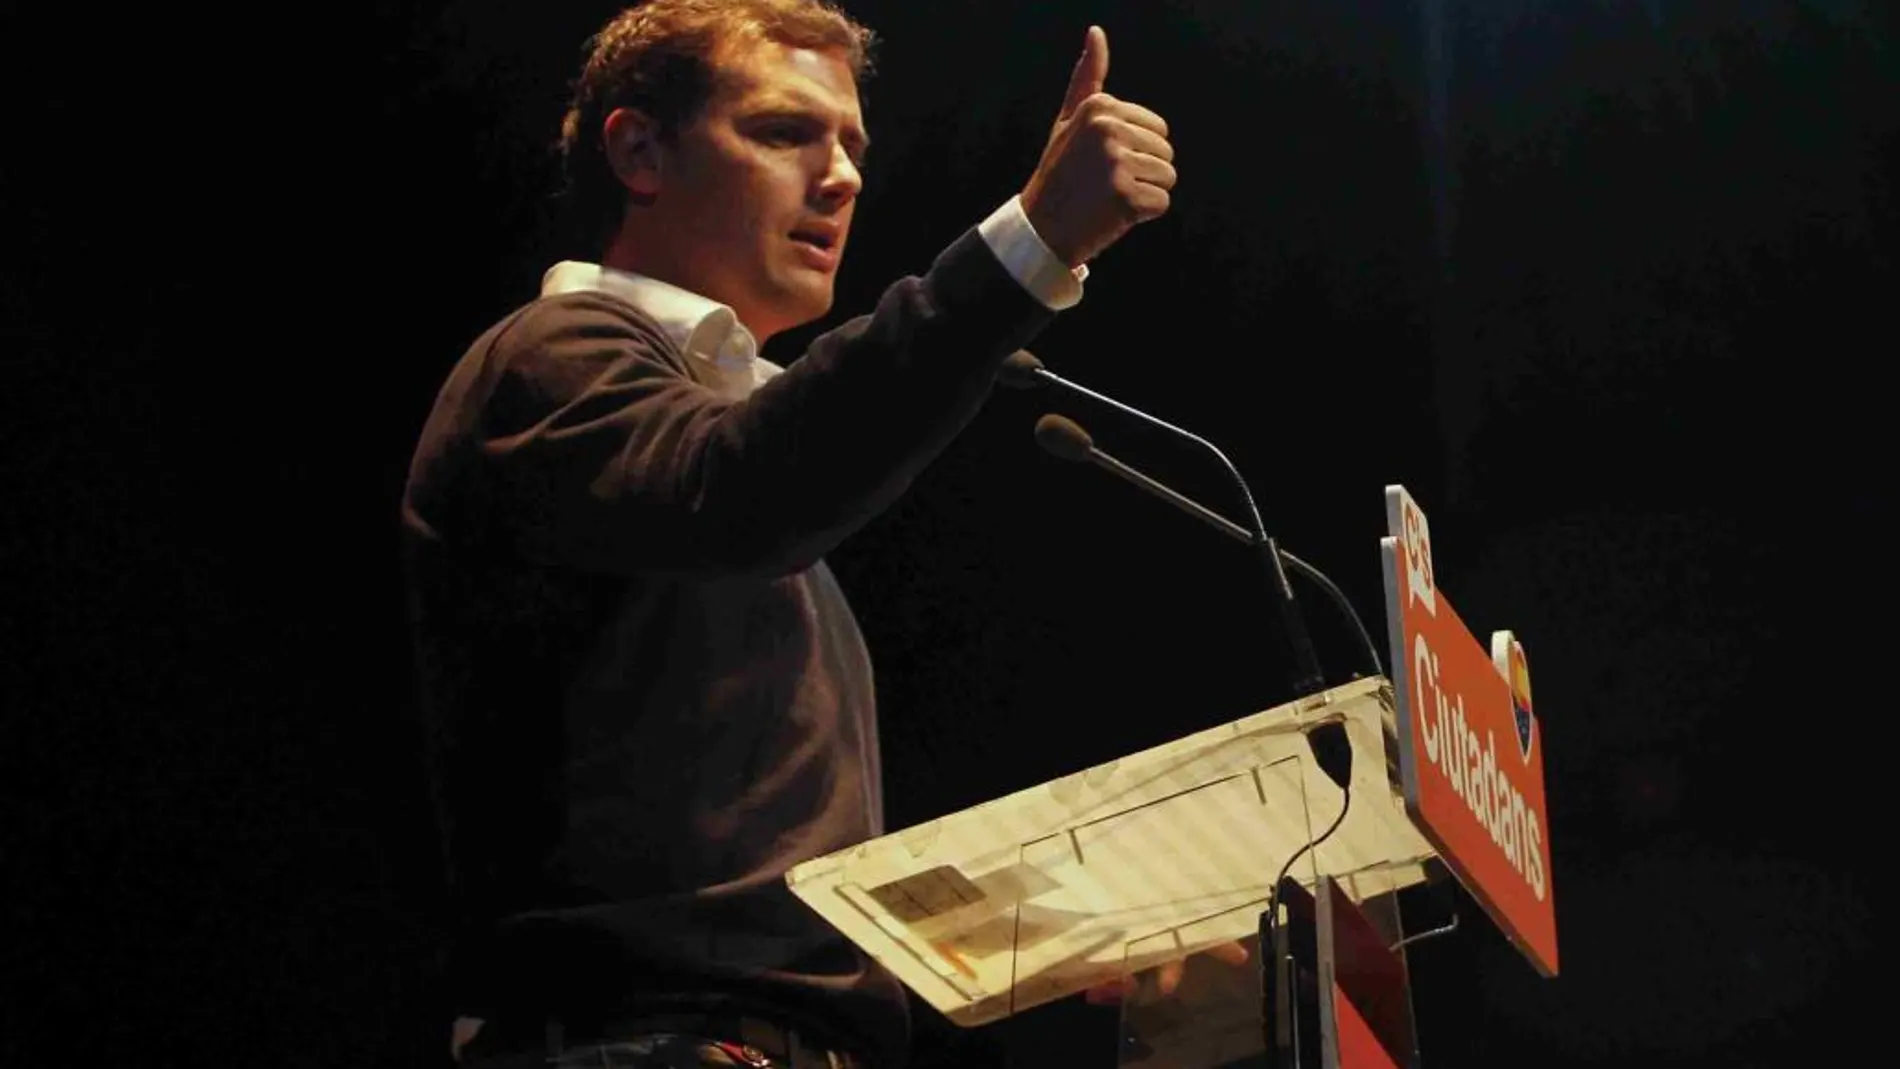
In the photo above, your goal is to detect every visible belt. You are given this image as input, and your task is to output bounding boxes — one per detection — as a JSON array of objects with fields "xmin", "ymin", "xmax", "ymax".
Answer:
[{"xmin": 469, "ymin": 1011, "xmax": 863, "ymax": 1068}]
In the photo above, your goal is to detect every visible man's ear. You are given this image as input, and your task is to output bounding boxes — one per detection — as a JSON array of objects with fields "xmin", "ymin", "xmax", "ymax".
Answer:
[{"xmin": 602, "ymin": 107, "xmax": 664, "ymax": 204}]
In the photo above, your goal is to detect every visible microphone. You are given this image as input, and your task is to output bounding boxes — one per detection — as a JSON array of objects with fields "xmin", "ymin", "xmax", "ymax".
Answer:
[
  {"xmin": 1029, "ymin": 405, "xmax": 1362, "ymax": 804},
  {"xmin": 1029, "ymin": 411, "xmax": 1385, "ymax": 687},
  {"xmin": 1014, "ymin": 351, "xmax": 1327, "ymax": 697},
  {"xmin": 1022, "ymin": 384, "xmax": 1365, "ymax": 1064},
  {"xmin": 1033, "ymin": 415, "xmax": 1258, "ymax": 542},
  {"xmin": 998, "ymin": 350, "xmax": 1052, "ymax": 390},
  {"xmin": 1031, "ymin": 412, "xmax": 1095, "ymax": 462}
]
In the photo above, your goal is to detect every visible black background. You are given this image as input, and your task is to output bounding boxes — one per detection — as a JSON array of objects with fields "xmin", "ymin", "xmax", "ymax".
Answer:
[{"xmin": 6, "ymin": 1, "xmax": 1893, "ymax": 1066}]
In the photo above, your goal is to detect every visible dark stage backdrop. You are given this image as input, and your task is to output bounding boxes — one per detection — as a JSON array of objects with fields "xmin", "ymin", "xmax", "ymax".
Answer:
[{"xmin": 5, "ymin": 2, "xmax": 1892, "ymax": 1066}]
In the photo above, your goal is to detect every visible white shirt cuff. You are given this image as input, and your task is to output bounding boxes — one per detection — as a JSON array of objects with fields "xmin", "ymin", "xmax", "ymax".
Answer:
[{"xmin": 977, "ymin": 195, "xmax": 1087, "ymax": 311}]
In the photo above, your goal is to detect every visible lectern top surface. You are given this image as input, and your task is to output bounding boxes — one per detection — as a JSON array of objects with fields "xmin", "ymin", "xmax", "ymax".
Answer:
[{"xmin": 785, "ymin": 677, "xmax": 1438, "ymax": 1025}]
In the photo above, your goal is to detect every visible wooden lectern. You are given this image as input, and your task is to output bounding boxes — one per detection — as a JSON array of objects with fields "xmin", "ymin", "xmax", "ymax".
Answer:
[{"xmin": 786, "ymin": 486, "xmax": 1559, "ymax": 1067}]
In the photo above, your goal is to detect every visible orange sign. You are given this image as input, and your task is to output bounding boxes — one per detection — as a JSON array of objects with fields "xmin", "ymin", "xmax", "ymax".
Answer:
[{"xmin": 1379, "ymin": 486, "xmax": 1559, "ymax": 976}]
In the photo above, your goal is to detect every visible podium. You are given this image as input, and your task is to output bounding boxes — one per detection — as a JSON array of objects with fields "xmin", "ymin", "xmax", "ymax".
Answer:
[{"xmin": 787, "ymin": 486, "xmax": 1559, "ymax": 1067}]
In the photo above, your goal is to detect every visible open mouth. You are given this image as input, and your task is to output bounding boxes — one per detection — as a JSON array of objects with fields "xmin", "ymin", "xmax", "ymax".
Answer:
[{"xmin": 789, "ymin": 226, "xmax": 839, "ymax": 252}]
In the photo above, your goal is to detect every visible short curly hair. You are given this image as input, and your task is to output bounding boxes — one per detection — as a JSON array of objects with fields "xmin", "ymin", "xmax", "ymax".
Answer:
[{"xmin": 559, "ymin": 0, "xmax": 877, "ymax": 250}]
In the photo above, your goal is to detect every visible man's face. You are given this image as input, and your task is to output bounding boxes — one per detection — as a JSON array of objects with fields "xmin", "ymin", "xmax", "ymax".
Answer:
[{"xmin": 640, "ymin": 40, "xmax": 866, "ymax": 342}]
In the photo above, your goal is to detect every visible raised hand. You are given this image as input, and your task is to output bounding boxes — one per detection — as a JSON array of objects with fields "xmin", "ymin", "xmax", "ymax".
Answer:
[{"xmin": 1019, "ymin": 26, "xmax": 1177, "ymax": 269}]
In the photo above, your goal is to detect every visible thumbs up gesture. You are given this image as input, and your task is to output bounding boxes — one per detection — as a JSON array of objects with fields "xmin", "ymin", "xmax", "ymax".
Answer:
[{"xmin": 1020, "ymin": 26, "xmax": 1176, "ymax": 269}]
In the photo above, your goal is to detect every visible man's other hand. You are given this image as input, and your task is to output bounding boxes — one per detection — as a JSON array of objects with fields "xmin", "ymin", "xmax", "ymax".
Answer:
[{"xmin": 1020, "ymin": 26, "xmax": 1177, "ymax": 269}]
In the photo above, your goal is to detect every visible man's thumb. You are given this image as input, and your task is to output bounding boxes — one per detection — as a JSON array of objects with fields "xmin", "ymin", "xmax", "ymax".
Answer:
[{"xmin": 1056, "ymin": 25, "xmax": 1109, "ymax": 121}]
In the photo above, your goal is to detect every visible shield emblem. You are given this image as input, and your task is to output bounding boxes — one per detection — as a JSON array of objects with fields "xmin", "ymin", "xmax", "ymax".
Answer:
[{"xmin": 1492, "ymin": 631, "xmax": 1535, "ymax": 763}]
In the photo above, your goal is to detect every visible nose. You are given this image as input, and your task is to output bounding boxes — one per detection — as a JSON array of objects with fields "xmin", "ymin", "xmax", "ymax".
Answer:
[{"xmin": 814, "ymin": 140, "xmax": 862, "ymax": 207}]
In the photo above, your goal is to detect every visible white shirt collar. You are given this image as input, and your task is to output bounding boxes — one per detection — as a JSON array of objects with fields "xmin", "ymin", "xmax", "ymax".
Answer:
[{"xmin": 540, "ymin": 261, "xmax": 784, "ymax": 398}]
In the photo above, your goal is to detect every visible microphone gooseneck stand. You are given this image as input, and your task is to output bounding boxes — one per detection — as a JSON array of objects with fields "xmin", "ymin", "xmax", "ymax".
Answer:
[{"xmin": 1014, "ymin": 356, "xmax": 1367, "ymax": 1068}]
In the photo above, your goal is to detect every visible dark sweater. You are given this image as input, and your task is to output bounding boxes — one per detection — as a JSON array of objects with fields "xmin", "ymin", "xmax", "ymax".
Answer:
[{"xmin": 400, "ymin": 229, "xmax": 1054, "ymax": 1065}]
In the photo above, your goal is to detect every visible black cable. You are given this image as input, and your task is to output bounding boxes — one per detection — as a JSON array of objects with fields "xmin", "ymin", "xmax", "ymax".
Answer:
[
  {"xmin": 1267, "ymin": 782, "xmax": 1353, "ymax": 939},
  {"xmin": 1260, "ymin": 779, "xmax": 1353, "ymax": 1066}
]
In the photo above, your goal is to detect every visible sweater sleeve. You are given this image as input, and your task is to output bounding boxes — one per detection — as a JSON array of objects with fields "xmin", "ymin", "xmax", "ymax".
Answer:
[{"xmin": 469, "ymin": 228, "xmax": 1055, "ymax": 578}]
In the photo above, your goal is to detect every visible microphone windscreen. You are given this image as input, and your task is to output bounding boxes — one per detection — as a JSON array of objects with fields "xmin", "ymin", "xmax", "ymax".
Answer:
[
  {"xmin": 998, "ymin": 350, "xmax": 1046, "ymax": 389},
  {"xmin": 1033, "ymin": 413, "xmax": 1095, "ymax": 463}
]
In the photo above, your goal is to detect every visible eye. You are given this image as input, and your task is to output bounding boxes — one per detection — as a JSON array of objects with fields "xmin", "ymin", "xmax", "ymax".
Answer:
[{"xmin": 756, "ymin": 121, "xmax": 811, "ymax": 147}]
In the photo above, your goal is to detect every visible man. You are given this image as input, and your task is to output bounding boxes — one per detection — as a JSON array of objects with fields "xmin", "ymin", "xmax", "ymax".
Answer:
[{"xmin": 401, "ymin": 2, "xmax": 1175, "ymax": 1065}]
